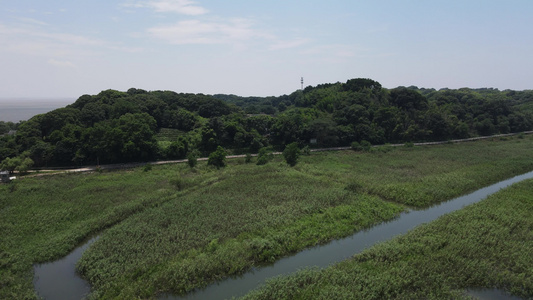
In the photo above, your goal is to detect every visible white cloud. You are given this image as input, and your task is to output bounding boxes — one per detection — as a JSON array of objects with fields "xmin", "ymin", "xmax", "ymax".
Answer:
[
  {"xmin": 268, "ymin": 38, "xmax": 310, "ymax": 51},
  {"xmin": 48, "ymin": 58, "xmax": 76, "ymax": 68},
  {"xmin": 125, "ymin": 1, "xmax": 278, "ymax": 48},
  {"xmin": 15, "ymin": 17, "xmax": 49, "ymax": 26},
  {"xmin": 124, "ymin": 0, "xmax": 208, "ymax": 15},
  {"xmin": 147, "ymin": 19, "xmax": 259, "ymax": 45},
  {"xmin": 0, "ymin": 23, "xmax": 104, "ymax": 48},
  {"xmin": 0, "ymin": 22, "xmax": 142, "ymax": 61}
]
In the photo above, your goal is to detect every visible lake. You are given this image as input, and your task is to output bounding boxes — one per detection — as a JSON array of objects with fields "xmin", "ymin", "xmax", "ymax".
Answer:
[{"xmin": 0, "ymin": 98, "xmax": 74, "ymax": 122}]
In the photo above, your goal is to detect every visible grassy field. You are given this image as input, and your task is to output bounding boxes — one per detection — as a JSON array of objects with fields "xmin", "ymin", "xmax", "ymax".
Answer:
[
  {"xmin": 1, "ymin": 136, "xmax": 533, "ymax": 299},
  {"xmin": 241, "ymin": 177, "xmax": 533, "ymax": 300},
  {"xmin": 0, "ymin": 169, "xmax": 178, "ymax": 299}
]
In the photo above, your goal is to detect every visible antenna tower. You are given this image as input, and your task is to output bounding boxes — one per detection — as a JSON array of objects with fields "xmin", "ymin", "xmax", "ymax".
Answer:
[{"xmin": 301, "ymin": 77, "xmax": 304, "ymax": 90}]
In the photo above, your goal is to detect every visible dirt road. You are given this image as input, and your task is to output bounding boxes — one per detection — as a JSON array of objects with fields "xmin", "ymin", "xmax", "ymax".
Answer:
[{"xmin": 22, "ymin": 131, "xmax": 533, "ymax": 178}]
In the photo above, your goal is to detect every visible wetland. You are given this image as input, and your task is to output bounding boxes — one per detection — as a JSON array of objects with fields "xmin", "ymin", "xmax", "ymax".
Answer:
[{"xmin": 1, "ymin": 136, "xmax": 533, "ymax": 299}]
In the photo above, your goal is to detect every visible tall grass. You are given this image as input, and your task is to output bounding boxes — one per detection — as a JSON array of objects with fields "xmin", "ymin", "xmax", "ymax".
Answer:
[
  {"xmin": 241, "ymin": 178, "xmax": 533, "ymax": 299},
  {"xmin": 1, "ymin": 136, "xmax": 533, "ymax": 299},
  {"xmin": 77, "ymin": 164, "xmax": 403, "ymax": 298},
  {"xmin": 301, "ymin": 138, "xmax": 533, "ymax": 207}
]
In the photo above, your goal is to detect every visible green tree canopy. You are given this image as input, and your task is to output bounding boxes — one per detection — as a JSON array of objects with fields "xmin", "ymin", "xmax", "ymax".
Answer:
[{"xmin": 283, "ymin": 142, "xmax": 301, "ymax": 167}]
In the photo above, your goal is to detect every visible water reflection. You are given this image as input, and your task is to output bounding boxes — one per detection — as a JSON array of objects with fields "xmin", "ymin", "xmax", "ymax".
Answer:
[{"xmin": 33, "ymin": 237, "xmax": 98, "ymax": 300}]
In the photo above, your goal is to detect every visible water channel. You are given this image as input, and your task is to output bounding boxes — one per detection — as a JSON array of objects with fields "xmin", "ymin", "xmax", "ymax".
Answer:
[
  {"xmin": 34, "ymin": 171, "xmax": 533, "ymax": 300},
  {"xmin": 33, "ymin": 237, "xmax": 98, "ymax": 300},
  {"xmin": 466, "ymin": 288, "xmax": 524, "ymax": 300}
]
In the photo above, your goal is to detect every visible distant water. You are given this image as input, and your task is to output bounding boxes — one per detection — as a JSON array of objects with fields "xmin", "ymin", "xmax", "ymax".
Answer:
[{"xmin": 0, "ymin": 98, "xmax": 74, "ymax": 122}]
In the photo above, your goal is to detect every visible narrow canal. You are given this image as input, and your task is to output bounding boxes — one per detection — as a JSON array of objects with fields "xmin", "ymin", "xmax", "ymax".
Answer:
[
  {"xmin": 33, "ymin": 237, "xmax": 98, "ymax": 300},
  {"xmin": 34, "ymin": 171, "xmax": 533, "ymax": 300}
]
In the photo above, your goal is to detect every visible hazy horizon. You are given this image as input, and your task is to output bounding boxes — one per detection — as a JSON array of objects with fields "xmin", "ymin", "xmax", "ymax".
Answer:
[
  {"xmin": 0, "ymin": 98, "xmax": 74, "ymax": 123},
  {"xmin": 2, "ymin": 82, "xmax": 532, "ymax": 104}
]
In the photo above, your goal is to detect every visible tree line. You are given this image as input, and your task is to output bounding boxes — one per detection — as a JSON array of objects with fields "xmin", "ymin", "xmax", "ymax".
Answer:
[{"xmin": 1, "ymin": 79, "xmax": 532, "ymax": 170}]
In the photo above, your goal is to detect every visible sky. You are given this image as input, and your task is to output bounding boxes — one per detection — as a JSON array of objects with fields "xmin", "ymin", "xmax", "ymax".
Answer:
[{"xmin": 1, "ymin": 0, "xmax": 532, "ymax": 99}]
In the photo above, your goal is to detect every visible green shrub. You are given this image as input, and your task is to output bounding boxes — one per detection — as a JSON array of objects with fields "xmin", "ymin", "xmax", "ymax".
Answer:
[
  {"xmin": 256, "ymin": 156, "xmax": 269, "ymax": 165},
  {"xmin": 143, "ymin": 164, "xmax": 153, "ymax": 172},
  {"xmin": 302, "ymin": 146, "xmax": 311, "ymax": 156},
  {"xmin": 208, "ymin": 146, "xmax": 227, "ymax": 169},
  {"xmin": 360, "ymin": 140, "xmax": 372, "ymax": 151},
  {"xmin": 351, "ymin": 141, "xmax": 363, "ymax": 151},
  {"xmin": 352, "ymin": 141, "xmax": 372, "ymax": 152},
  {"xmin": 245, "ymin": 153, "xmax": 252, "ymax": 163},
  {"xmin": 283, "ymin": 142, "xmax": 301, "ymax": 167},
  {"xmin": 0, "ymin": 156, "xmax": 33, "ymax": 174},
  {"xmin": 187, "ymin": 150, "xmax": 199, "ymax": 168},
  {"xmin": 170, "ymin": 175, "xmax": 189, "ymax": 191},
  {"xmin": 256, "ymin": 147, "xmax": 273, "ymax": 165}
]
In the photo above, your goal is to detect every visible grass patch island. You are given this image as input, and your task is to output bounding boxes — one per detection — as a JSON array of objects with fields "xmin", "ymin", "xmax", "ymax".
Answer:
[{"xmin": 1, "ymin": 136, "xmax": 533, "ymax": 299}]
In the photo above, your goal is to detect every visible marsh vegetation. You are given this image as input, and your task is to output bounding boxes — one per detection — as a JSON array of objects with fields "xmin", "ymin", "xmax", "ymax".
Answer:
[
  {"xmin": 1, "ymin": 136, "xmax": 533, "ymax": 299},
  {"xmin": 241, "ymin": 177, "xmax": 533, "ymax": 299}
]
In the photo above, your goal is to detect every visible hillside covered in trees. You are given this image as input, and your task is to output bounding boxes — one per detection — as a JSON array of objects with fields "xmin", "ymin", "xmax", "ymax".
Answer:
[{"xmin": 1, "ymin": 78, "xmax": 533, "ymax": 169}]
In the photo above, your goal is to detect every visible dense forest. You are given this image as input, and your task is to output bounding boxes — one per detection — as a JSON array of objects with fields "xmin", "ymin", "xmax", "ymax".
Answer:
[{"xmin": 1, "ymin": 78, "xmax": 532, "ymax": 169}]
